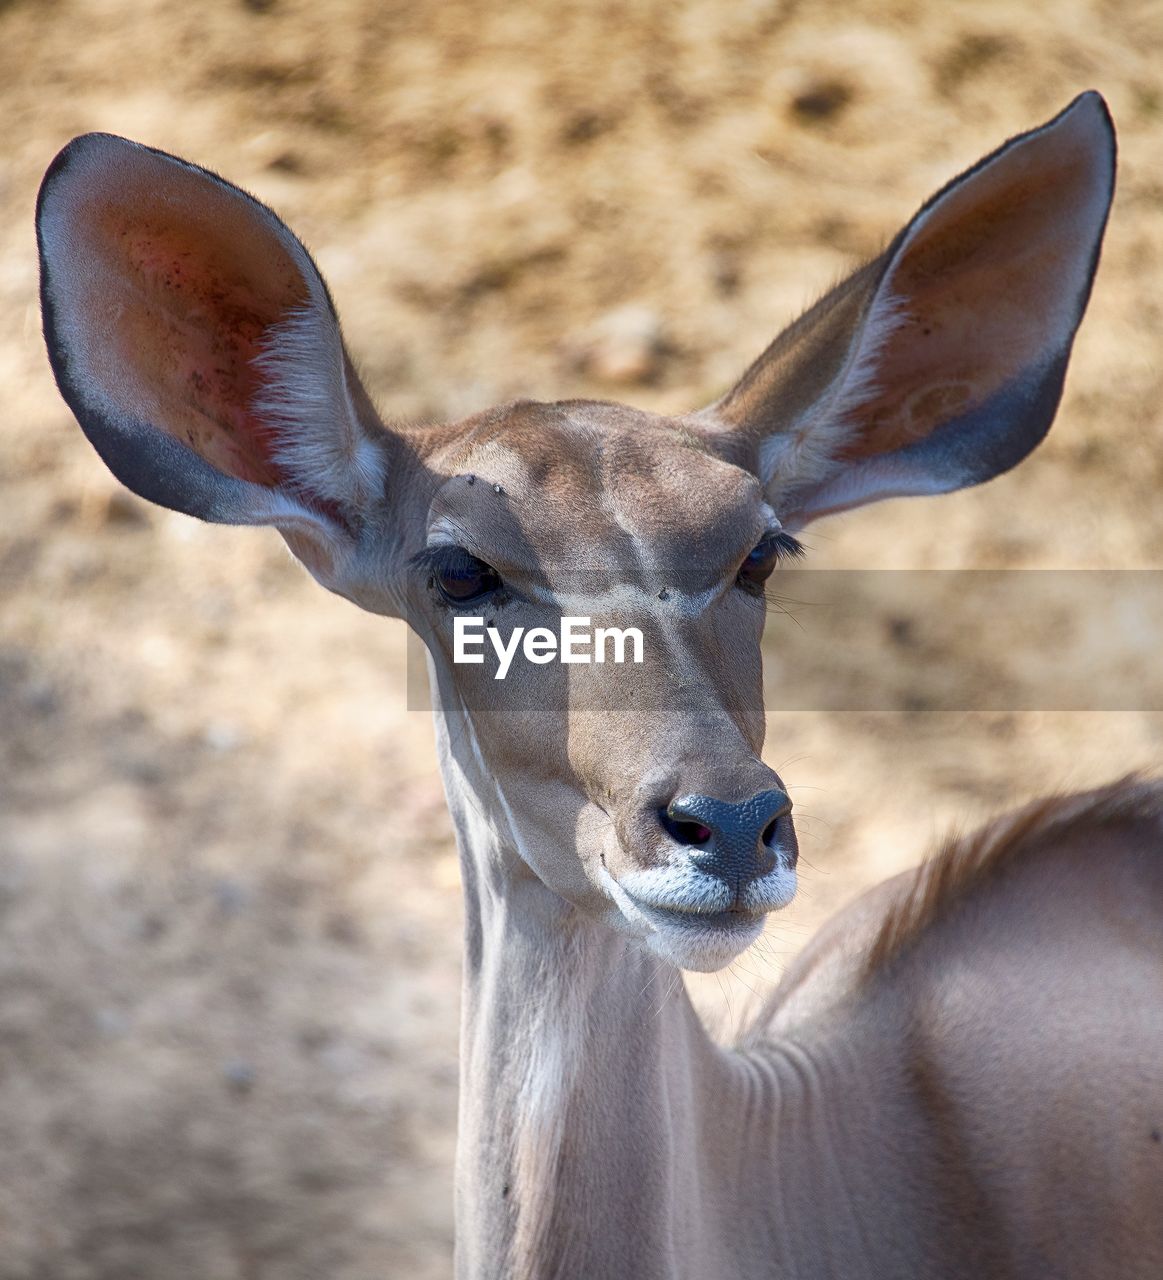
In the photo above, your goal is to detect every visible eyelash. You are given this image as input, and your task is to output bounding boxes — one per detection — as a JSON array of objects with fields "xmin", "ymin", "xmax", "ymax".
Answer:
[
  {"xmin": 412, "ymin": 545, "xmax": 506, "ymax": 609},
  {"xmin": 735, "ymin": 530, "xmax": 805, "ymax": 597},
  {"xmin": 767, "ymin": 531, "xmax": 805, "ymax": 562}
]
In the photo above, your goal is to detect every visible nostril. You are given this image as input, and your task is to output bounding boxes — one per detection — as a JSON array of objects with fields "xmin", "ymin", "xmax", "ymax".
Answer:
[
  {"xmin": 659, "ymin": 808, "xmax": 713, "ymax": 847},
  {"xmin": 660, "ymin": 789, "xmax": 791, "ymax": 883}
]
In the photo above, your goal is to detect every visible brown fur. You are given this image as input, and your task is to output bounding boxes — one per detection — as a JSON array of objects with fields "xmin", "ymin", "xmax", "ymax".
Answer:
[{"xmin": 864, "ymin": 774, "xmax": 1163, "ymax": 979}]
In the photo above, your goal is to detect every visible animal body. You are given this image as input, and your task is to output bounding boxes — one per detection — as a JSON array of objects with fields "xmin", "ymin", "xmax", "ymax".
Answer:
[{"xmin": 36, "ymin": 90, "xmax": 1163, "ymax": 1277}]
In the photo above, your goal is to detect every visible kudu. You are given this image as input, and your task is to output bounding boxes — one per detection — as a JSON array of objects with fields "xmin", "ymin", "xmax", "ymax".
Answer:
[{"xmin": 36, "ymin": 91, "xmax": 1163, "ymax": 1278}]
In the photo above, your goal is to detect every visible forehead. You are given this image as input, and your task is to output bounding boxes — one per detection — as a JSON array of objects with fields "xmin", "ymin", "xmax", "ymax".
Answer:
[{"xmin": 426, "ymin": 399, "xmax": 765, "ymax": 580}]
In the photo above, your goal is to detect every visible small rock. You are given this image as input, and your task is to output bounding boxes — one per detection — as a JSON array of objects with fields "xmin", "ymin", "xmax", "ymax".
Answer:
[
  {"xmin": 266, "ymin": 150, "xmax": 304, "ymax": 174},
  {"xmin": 789, "ymin": 78, "xmax": 853, "ymax": 123},
  {"xmin": 559, "ymin": 110, "xmax": 611, "ymax": 146},
  {"xmin": 101, "ymin": 488, "xmax": 151, "ymax": 527},
  {"xmin": 709, "ymin": 250, "xmax": 741, "ymax": 297}
]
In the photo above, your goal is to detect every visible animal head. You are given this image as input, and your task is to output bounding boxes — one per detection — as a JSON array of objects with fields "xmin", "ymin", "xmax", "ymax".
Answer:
[{"xmin": 37, "ymin": 93, "xmax": 1115, "ymax": 969}]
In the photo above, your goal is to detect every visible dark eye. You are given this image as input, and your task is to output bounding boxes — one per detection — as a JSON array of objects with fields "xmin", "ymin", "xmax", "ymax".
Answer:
[
  {"xmin": 736, "ymin": 530, "xmax": 804, "ymax": 596},
  {"xmin": 427, "ymin": 545, "xmax": 502, "ymax": 605}
]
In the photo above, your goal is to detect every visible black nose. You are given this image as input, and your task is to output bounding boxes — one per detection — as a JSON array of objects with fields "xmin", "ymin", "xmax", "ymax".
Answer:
[{"xmin": 659, "ymin": 789, "xmax": 794, "ymax": 891}]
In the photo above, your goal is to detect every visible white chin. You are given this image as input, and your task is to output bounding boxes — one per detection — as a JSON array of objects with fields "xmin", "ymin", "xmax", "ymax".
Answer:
[
  {"xmin": 597, "ymin": 864, "xmax": 778, "ymax": 971},
  {"xmin": 641, "ymin": 912, "xmax": 765, "ymax": 972}
]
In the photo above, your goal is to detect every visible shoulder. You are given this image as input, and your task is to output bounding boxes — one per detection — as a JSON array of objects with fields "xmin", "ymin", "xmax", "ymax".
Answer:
[
  {"xmin": 749, "ymin": 776, "xmax": 1163, "ymax": 1041},
  {"xmin": 863, "ymin": 774, "xmax": 1163, "ymax": 981}
]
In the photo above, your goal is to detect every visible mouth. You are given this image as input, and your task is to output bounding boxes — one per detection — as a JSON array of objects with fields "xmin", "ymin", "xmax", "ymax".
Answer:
[
  {"xmin": 635, "ymin": 900, "xmax": 768, "ymax": 971},
  {"xmin": 638, "ymin": 903, "xmax": 767, "ymax": 933},
  {"xmin": 632, "ymin": 901, "xmax": 767, "ymax": 967},
  {"xmin": 598, "ymin": 861, "xmax": 786, "ymax": 971}
]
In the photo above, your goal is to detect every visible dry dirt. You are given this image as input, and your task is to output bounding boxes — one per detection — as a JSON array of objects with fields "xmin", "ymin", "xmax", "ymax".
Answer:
[{"xmin": 2, "ymin": 1, "xmax": 1162, "ymax": 1276}]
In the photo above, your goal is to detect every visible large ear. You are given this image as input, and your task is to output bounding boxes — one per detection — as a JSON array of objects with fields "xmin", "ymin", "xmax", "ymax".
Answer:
[
  {"xmin": 700, "ymin": 91, "xmax": 1116, "ymax": 529},
  {"xmin": 37, "ymin": 132, "xmax": 393, "ymax": 587}
]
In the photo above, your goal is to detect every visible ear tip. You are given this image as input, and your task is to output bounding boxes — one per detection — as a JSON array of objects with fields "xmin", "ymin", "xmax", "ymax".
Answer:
[
  {"xmin": 37, "ymin": 138, "xmax": 86, "ymax": 222},
  {"xmin": 1057, "ymin": 89, "xmax": 1118, "ymax": 160},
  {"xmin": 39, "ymin": 133, "xmax": 210, "ymax": 207},
  {"xmin": 1068, "ymin": 88, "xmax": 1113, "ymax": 123},
  {"xmin": 37, "ymin": 132, "xmax": 142, "ymax": 227},
  {"xmin": 44, "ymin": 131, "xmax": 140, "ymax": 175}
]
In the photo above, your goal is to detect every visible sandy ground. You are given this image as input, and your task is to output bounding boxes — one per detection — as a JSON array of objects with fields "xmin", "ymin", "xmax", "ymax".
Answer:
[{"xmin": 2, "ymin": 1, "xmax": 1162, "ymax": 1276}]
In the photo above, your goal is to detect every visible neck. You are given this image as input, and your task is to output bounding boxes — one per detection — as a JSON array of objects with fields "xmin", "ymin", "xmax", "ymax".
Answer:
[
  {"xmin": 458, "ymin": 876, "xmax": 746, "ymax": 1276},
  {"xmin": 431, "ymin": 697, "xmax": 916, "ymax": 1280}
]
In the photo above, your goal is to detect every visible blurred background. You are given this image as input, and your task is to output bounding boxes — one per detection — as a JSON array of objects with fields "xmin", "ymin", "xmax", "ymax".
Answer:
[{"xmin": 2, "ymin": 1, "xmax": 1162, "ymax": 1276}]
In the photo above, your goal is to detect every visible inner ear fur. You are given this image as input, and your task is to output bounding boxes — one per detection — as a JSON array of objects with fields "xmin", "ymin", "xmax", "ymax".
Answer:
[
  {"xmin": 37, "ymin": 132, "xmax": 389, "ymax": 548},
  {"xmin": 702, "ymin": 91, "xmax": 1116, "ymax": 526}
]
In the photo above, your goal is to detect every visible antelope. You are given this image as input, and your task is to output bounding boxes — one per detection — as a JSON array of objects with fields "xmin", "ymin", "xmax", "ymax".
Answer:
[{"xmin": 36, "ymin": 92, "xmax": 1163, "ymax": 1278}]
